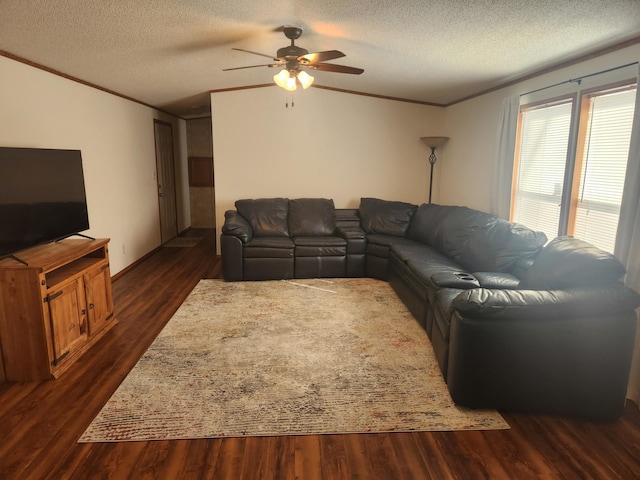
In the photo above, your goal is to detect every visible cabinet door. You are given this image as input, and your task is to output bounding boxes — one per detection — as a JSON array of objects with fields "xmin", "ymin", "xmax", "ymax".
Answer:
[
  {"xmin": 47, "ymin": 279, "xmax": 88, "ymax": 367},
  {"xmin": 84, "ymin": 263, "xmax": 114, "ymax": 336}
]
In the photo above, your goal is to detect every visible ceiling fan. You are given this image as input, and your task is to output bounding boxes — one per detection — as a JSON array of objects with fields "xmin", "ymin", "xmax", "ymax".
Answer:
[{"xmin": 223, "ymin": 26, "xmax": 364, "ymax": 91}]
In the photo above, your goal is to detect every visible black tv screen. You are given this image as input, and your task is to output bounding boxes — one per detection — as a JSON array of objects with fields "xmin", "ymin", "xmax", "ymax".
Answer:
[{"xmin": 0, "ymin": 147, "xmax": 90, "ymax": 259}]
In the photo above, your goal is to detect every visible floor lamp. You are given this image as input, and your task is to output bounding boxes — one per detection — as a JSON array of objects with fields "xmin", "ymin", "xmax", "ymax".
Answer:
[{"xmin": 420, "ymin": 136, "xmax": 449, "ymax": 203}]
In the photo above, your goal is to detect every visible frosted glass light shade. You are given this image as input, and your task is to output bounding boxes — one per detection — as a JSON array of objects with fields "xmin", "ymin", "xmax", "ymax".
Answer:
[
  {"xmin": 297, "ymin": 70, "xmax": 314, "ymax": 89},
  {"xmin": 273, "ymin": 69, "xmax": 289, "ymax": 87},
  {"xmin": 274, "ymin": 69, "xmax": 297, "ymax": 91}
]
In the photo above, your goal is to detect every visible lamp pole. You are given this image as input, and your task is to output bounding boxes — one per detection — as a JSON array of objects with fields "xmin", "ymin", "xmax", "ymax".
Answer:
[
  {"xmin": 420, "ymin": 136, "xmax": 449, "ymax": 204},
  {"xmin": 428, "ymin": 147, "xmax": 437, "ymax": 204}
]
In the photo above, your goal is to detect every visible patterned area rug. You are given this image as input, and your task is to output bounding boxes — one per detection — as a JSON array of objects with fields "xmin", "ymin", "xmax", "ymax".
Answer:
[{"xmin": 79, "ymin": 278, "xmax": 508, "ymax": 442}]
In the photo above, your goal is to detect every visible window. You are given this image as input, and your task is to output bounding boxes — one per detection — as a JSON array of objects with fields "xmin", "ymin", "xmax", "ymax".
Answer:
[{"xmin": 511, "ymin": 82, "xmax": 637, "ymax": 253}]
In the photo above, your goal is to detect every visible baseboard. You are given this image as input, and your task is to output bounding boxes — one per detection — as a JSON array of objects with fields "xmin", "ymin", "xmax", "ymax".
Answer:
[{"xmin": 111, "ymin": 245, "xmax": 163, "ymax": 283}]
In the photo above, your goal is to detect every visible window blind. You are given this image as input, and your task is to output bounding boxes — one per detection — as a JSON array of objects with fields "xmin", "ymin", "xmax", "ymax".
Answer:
[
  {"xmin": 512, "ymin": 100, "xmax": 573, "ymax": 242},
  {"xmin": 572, "ymin": 88, "xmax": 636, "ymax": 252}
]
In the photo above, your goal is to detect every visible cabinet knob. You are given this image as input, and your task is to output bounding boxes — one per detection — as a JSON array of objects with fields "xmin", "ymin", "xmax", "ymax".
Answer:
[{"xmin": 89, "ymin": 303, "xmax": 94, "ymax": 309}]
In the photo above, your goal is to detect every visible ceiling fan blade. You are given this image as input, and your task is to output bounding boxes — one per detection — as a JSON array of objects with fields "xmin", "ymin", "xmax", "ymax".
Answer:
[
  {"xmin": 222, "ymin": 63, "xmax": 280, "ymax": 71},
  {"xmin": 232, "ymin": 47, "xmax": 280, "ymax": 61},
  {"xmin": 298, "ymin": 50, "xmax": 345, "ymax": 64},
  {"xmin": 307, "ymin": 63, "xmax": 364, "ymax": 75}
]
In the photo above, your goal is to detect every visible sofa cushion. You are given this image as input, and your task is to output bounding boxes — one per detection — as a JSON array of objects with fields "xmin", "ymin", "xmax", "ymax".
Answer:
[
  {"xmin": 359, "ymin": 198, "xmax": 417, "ymax": 236},
  {"xmin": 389, "ymin": 252, "xmax": 431, "ymax": 299},
  {"xmin": 243, "ymin": 236, "xmax": 294, "ymax": 258},
  {"xmin": 236, "ymin": 198, "xmax": 289, "ymax": 237},
  {"xmin": 457, "ymin": 219, "xmax": 547, "ymax": 273},
  {"xmin": 518, "ymin": 236, "xmax": 626, "ymax": 289},
  {"xmin": 288, "ymin": 198, "xmax": 336, "ymax": 236},
  {"xmin": 222, "ymin": 210, "xmax": 253, "ymax": 243},
  {"xmin": 366, "ymin": 234, "xmax": 419, "ymax": 258},
  {"xmin": 294, "ymin": 236, "xmax": 347, "ymax": 257},
  {"xmin": 473, "ymin": 272, "xmax": 521, "ymax": 289},
  {"xmin": 293, "ymin": 236, "xmax": 346, "ymax": 247},
  {"xmin": 388, "ymin": 237, "xmax": 463, "ymax": 285},
  {"xmin": 390, "ymin": 241, "xmax": 446, "ymax": 264},
  {"xmin": 406, "ymin": 257, "xmax": 465, "ymax": 285}
]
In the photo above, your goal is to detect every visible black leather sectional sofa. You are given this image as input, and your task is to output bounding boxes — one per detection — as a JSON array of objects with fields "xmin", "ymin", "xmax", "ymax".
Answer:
[{"xmin": 220, "ymin": 197, "xmax": 640, "ymax": 420}]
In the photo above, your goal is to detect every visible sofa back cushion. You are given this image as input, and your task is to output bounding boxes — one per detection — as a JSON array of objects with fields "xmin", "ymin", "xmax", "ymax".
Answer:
[
  {"xmin": 359, "ymin": 198, "xmax": 417, "ymax": 236},
  {"xmin": 235, "ymin": 198, "xmax": 289, "ymax": 237},
  {"xmin": 457, "ymin": 219, "xmax": 547, "ymax": 273},
  {"xmin": 407, "ymin": 204, "xmax": 546, "ymax": 273},
  {"xmin": 407, "ymin": 204, "xmax": 496, "ymax": 259},
  {"xmin": 288, "ymin": 198, "xmax": 336, "ymax": 236},
  {"xmin": 518, "ymin": 236, "xmax": 626, "ymax": 289}
]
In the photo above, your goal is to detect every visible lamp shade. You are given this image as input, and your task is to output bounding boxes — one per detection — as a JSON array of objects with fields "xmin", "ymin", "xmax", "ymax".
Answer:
[
  {"xmin": 420, "ymin": 136, "xmax": 449, "ymax": 148},
  {"xmin": 274, "ymin": 69, "xmax": 297, "ymax": 91},
  {"xmin": 297, "ymin": 70, "xmax": 314, "ymax": 89}
]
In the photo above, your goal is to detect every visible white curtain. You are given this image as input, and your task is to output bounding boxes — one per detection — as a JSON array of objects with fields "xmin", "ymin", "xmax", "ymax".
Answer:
[
  {"xmin": 615, "ymin": 65, "xmax": 640, "ymax": 407},
  {"xmin": 491, "ymin": 96, "xmax": 520, "ymax": 219}
]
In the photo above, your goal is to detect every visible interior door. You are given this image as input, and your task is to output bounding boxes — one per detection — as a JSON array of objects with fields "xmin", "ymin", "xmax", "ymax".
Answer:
[{"xmin": 154, "ymin": 120, "xmax": 178, "ymax": 243}]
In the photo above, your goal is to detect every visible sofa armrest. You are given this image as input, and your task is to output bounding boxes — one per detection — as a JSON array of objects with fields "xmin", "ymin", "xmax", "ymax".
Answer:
[
  {"xmin": 447, "ymin": 283, "xmax": 640, "ymax": 419},
  {"xmin": 335, "ymin": 225, "xmax": 366, "ymax": 239},
  {"xmin": 451, "ymin": 283, "xmax": 640, "ymax": 320},
  {"xmin": 220, "ymin": 234, "xmax": 244, "ymax": 281},
  {"xmin": 430, "ymin": 272, "xmax": 480, "ymax": 289},
  {"xmin": 472, "ymin": 272, "xmax": 520, "ymax": 289},
  {"xmin": 447, "ymin": 305, "xmax": 638, "ymax": 419},
  {"xmin": 336, "ymin": 226, "xmax": 366, "ymax": 254},
  {"xmin": 221, "ymin": 210, "xmax": 253, "ymax": 243}
]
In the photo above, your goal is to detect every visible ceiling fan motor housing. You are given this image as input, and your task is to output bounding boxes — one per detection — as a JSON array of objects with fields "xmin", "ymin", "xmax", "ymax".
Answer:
[
  {"xmin": 277, "ymin": 45, "xmax": 309, "ymax": 60},
  {"xmin": 278, "ymin": 26, "xmax": 308, "ymax": 60},
  {"xmin": 283, "ymin": 26, "xmax": 303, "ymax": 40}
]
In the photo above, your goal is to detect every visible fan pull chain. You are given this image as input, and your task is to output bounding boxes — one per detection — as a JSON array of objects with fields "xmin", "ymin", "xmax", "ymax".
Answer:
[{"xmin": 285, "ymin": 91, "xmax": 295, "ymax": 108}]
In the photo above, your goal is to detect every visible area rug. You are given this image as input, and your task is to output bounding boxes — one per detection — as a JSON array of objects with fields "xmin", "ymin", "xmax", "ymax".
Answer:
[
  {"xmin": 79, "ymin": 278, "xmax": 508, "ymax": 442},
  {"xmin": 163, "ymin": 236, "xmax": 202, "ymax": 248}
]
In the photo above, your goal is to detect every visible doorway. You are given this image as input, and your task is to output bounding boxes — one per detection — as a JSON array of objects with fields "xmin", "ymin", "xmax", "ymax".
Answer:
[
  {"xmin": 186, "ymin": 117, "xmax": 215, "ymax": 229},
  {"xmin": 153, "ymin": 120, "xmax": 178, "ymax": 244}
]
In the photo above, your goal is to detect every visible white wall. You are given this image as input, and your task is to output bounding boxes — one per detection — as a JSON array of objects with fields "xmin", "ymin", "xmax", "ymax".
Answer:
[
  {"xmin": 442, "ymin": 43, "xmax": 640, "ymax": 212},
  {"xmin": 0, "ymin": 56, "xmax": 189, "ymax": 274},
  {"xmin": 211, "ymin": 86, "xmax": 445, "ymax": 253}
]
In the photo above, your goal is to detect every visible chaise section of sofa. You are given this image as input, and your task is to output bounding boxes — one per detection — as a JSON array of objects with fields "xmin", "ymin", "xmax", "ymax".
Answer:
[
  {"xmin": 445, "ymin": 283, "xmax": 639, "ymax": 420},
  {"xmin": 436, "ymin": 236, "xmax": 639, "ymax": 419}
]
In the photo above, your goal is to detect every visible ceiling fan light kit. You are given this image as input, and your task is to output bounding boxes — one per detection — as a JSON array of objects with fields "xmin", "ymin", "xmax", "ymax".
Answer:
[
  {"xmin": 224, "ymin": 26, "xmax": 363, "ymax": 93},
  {"xmin": 273, "ymin": 69, "xmax": 314, "ymax": 91}
]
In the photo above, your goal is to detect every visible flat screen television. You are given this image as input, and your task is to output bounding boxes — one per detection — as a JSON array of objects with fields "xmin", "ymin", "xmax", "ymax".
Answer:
[{"xmin": 0, "ymin": 147, "xmax": 90, "ymax": 260}]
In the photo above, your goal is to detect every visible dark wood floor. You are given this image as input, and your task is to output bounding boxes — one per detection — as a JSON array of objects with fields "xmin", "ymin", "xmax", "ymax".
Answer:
[{"xmin": 1, "ymin": 229, "xmax": 639, "ymax": 479}]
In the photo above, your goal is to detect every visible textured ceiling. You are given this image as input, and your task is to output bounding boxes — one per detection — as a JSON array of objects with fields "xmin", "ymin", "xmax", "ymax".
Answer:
[{"xmin": 1, "ymin": 0, "xmax": 640, "ymax": 117}]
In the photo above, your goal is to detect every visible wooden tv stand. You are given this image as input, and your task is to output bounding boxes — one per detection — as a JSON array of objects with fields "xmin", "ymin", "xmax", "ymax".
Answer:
[{"xmin": 0, "ymin": 238, "xmax": 117, "ymax": 381}]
